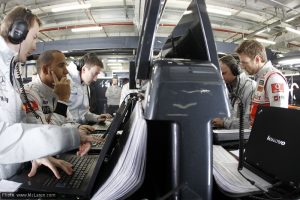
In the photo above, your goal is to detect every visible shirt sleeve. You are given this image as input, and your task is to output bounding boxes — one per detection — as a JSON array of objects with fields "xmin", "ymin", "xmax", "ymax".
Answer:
[
  {"xmin": 265, "ymin": 73, "xmax": 289, "ymax": 108},
  {"xmin": 0, "ymin": 122, "xmax": 80, "ymax": 164}
]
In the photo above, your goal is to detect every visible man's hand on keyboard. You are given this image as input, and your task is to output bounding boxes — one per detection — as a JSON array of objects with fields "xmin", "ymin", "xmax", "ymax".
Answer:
[
  {"xmin": 78, "ymin": 133, "xmax": 104, "ymax": 156},
  {"xmin": 28, "ymin": 156, "xmax": 73, "ymax": 179},
  {"xmin": 78, "ymin": 125, "xmax": 95, "ymax": 134}
]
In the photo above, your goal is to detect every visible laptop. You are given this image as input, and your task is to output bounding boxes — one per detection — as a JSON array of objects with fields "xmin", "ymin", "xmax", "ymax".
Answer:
[
  {"xmin": 9, "ymin": 98, "xmax": 135, "ymax": 199},
  {"xmin": 244, "ymin": 106, "xmax": 300, "ymax": 188}
]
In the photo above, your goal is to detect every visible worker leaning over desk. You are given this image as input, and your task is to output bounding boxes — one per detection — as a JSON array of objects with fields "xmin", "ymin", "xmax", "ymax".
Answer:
[
  {"xmin": 67, "ymin": 53, "xmax": 112, "ymax": 124},
  {"xmin": 0, "ymin": 6, "xmax": 96, "ymax": 180}
]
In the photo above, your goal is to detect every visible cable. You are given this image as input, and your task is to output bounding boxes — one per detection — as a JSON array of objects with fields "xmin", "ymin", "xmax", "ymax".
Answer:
[{"xmin": 11, "ymin": 46, "xmax": 43, "ymax": 123}]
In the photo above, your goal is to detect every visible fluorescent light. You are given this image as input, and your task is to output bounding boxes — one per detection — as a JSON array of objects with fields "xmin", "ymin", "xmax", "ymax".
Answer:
[
  {"xmin": 71, "ymin": 26, "xmax": 102, "ymax": 32},
  {"xmin": 52, "ymin": 4, "xmax": 91, "ymax": 12},
  {"xmin": 183, "ymin": 10, "xmax": 193, "ymax": 15},
  {"xmin": 279, "ymin": 59, "xmax": 300, "ymax": 65},
  {"xmin": 255, "ymin": 38, "xmax": 276, "ymax": 45},
  {"xmin": 286, "ymin": 27, "xmax": 300, "ymax": 35},
  {"xmin": 255, "ymin": 29, "xmax": 266, "ymax": 35},
  {"xmin": 285, "ymin": 17, "xmax": 296, "ymax": 23},
  {"xmin": 207, "ymin": 7, "xmax": 231, "ymax": 16},
  {"xmin": 107, "ymin": 63, "xmax": 122, "ymax": 66}
]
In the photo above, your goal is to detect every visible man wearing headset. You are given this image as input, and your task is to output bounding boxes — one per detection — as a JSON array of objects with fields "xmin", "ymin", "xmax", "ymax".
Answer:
[
  {"xmin": 67, "ymin": 53, "xmax": 111, "ymax": 124},
  {"xmin": 212, "ymin": 55, "xmax": 256, "ymax": 129},
  {"xmin": 0, "ymin": 6, "xmax": 96, "ymax": 180},
  {"xmin": 236, "ymin": 40, "xmax": 289, "ymax": 125}
]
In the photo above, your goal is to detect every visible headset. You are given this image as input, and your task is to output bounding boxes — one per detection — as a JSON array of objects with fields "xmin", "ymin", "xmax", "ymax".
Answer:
[
  {"xmin": 228, "ymin": 62, "xmax": 241, "ymax": 76},
  {"xmin": 74, "ymin": 57, "xmax": 85, "ymax": 71},
  {"xmin": 74, "ymin": 53, "xmax": 98, "ymax": 71},
  {"xmin": 8, "ymin": 9, "xmax": 32, "ymax": 44}
]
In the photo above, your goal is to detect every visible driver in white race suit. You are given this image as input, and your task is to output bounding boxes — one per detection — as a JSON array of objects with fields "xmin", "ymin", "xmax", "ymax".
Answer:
[{"xmin": 236, "ymin": 40, "xmax": 289, "ymax": 125}]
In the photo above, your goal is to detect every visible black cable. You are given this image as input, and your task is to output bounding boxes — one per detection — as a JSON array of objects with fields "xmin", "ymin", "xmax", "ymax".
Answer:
[{"xmin": 11, "ymin": 47, "xmax": 43, "ymax": 123}]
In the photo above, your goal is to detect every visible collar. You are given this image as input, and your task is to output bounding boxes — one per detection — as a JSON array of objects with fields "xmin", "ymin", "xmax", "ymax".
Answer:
[
  {"xmin": 0, "ymin": 36, "xmax": 18, "ymax": 73},
  {"xmin": 67, "ymin": 61, "xmax": 82, "ymax": 85},
  {"xmin": 254, "ymin": 61, "xmax": 273, "ymax": 80}
]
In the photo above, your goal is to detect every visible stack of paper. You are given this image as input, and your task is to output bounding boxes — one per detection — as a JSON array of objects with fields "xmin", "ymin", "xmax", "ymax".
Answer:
[
  {"xmin": 213, "ymin": 129, "xmax": 251, "ymax": 142},
  {"xmin": 213, "ymin": 145, "xmax": 271, "ymax": 194},
  {"xmin": 92, "ymin": 101, "xmax": 147, "ymax": 200}
]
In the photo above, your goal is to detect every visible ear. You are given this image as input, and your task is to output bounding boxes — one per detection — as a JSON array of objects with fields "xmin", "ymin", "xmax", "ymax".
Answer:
[
  {"xmin": 41, "ymin": 64, "xmax": 50, "ymax": 75},
  {"xmin": 255, "ymin": 55, "xmax": 261, "ymax": 63}
]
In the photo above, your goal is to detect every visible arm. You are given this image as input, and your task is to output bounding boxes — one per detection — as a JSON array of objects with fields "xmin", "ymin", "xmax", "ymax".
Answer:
[
  {"xmin": 265, "ymin": 73, "xmax": 289, "ymax": 108},
  {"xmin": 24, "ymin": 87, "xmax": 70, "ymax": 126},
  {"xmin": 0, "ymin": 122, "xmax": 79, "ymax": 164}
]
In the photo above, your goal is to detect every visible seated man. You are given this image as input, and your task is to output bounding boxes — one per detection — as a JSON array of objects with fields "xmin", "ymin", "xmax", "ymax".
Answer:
[
  {"xmin": 212, "ymin": 55, "xmax": 256, "ymax": 129},
  {"xmin": 67, "ymin": 53, "xmax": 111, "ymax": 124},
  {"xmin": 24, "ymin": 50, "xmax": 96, "ymax": 135}
]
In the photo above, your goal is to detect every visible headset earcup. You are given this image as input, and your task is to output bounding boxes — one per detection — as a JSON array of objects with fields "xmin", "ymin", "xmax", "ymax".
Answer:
[
  {"xmin": 8, "ymin": 20, "xmax": 28, "ymax": 44},
  {"xmin": 75, "ymin": 59, "xmax": 84, "ymax": 71}
]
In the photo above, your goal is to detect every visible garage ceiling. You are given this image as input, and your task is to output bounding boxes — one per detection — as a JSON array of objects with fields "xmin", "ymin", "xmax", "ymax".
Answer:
[{"xmin": 1, "ymin": 0, "xmax": 300, "ymax": 54}]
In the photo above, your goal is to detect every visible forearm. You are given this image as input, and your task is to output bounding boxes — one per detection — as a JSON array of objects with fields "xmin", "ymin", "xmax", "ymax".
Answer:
[{"xmin": 0, "ymin": 122, "xmax": 79, "ymax": 164}]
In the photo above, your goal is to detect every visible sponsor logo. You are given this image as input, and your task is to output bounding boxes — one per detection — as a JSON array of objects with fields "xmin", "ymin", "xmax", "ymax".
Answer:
[
  {"xmin": 266, "ymin": 135, "xmax": 286, "ymax": 146},
  {"xmin": 0, "ymin": 95, "xmax": 8, "ymax": 103},
  {"xmin": 22, "ymin": 101, "xmax": 39, "ymax": 113},
  {"xmin": 271, "ymin": 83, "xmax": 284, "ymax": 93},
  {"xmin": 259, "ymin": 80, "xmax": 264, "ymax": 86},
  {"xmin": 257, "ymin": 85, "xmax": 264, "ymax": 92}
]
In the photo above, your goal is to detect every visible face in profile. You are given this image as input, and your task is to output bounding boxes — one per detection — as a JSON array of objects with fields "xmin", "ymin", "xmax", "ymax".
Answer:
[
  {"xmin": 238, "ymin": 53, "xmax": 259, "ymax": 75},
  {"xmin": 19, "ymin": 20, "xmax": 39, "ymax": 62},
  {"xmin": 81, "ymin": 65, "xmax": 101, "ymax": 85},
  {"xmin": 220, "ymin": 61, "xmax": 236, "ymax": 84}
]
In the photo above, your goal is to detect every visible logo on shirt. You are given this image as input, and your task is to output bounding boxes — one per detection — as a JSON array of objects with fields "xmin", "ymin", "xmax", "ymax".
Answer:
[
  {"xmin": 271, "ymin": 83, "xmax": 284, "ymax": 93},
  {"xmin": 22, "ymin": 101, "xmax": 39, "ymax": 113}
]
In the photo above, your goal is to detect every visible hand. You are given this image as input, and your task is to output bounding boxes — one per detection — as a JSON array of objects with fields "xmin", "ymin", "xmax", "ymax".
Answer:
[
  {"xmin": 52, "ymin": 71, "xmax": 71, "ymax": 102},
  {"xmin": 212, "ymin": 118, "xmax": 224, "ymax": 128},
  {"xmin": 28, "ymin": 156, "xmax": 73, "ymax": 179},
  {"xmin": 78, "ymin": 125, "xmax": 95, "ymax": 135},
  {"xmin": 97, "ymin": 113, "xmax": 112, "ymax": 122},
  {"xmin": 78, "ymin": 132, "xmax": 104, "ymax": 156}
]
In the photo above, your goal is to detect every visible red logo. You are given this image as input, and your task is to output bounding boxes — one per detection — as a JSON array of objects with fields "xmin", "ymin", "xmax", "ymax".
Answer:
[
  {"xmin": 22, "ymin": 101, "xmax": 39, "ymax": 113},
  {"xmin": 271, "ymin": 83, "xmax": 284, "ymax": 93}
]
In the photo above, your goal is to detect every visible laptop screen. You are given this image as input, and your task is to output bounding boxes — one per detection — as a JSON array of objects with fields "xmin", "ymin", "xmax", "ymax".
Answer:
[{"xmin": 244, "ymin": 106, "xmax": 300, "ymax": 187}]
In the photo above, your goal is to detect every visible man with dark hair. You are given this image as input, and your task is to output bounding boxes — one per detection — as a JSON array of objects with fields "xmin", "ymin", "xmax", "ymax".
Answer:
[
  {"xmin": 212, "ymin": 55, "xmax": 256, "ymax": 129},
  {"xmin": 236, "ymin": 40, "xmax": 289, "ymax": 125},
  {"xmin": 0, "ymin": 6, "xmax": 94, "ymax": 180},
  {"xmin": 67, "ymin": 53, "xmax": 111, "ymax": 124}
]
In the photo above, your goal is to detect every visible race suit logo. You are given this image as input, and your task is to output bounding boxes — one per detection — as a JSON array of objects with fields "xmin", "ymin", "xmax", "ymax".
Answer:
[
  {"xmin": 266, "ymin": 135, "xmax": 286, "ymax": 146},
  {"xmin": 271, "ymin": 83, "xmax": 284, "ymax": 93}
]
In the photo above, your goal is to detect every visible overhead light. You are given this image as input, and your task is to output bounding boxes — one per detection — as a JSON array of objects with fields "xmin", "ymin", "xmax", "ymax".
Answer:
[
  {"xmin": 285, "ymin": 17, "xmax": 296, "ymax": 23},
  {"xmin": 255, "ymin": 38, "xmax": 276, "ymax": 45},
  {"xmin": 207, "ymin": 6, "xmax": 232, "ymax": 16},
  {"xmin": 52, "ymin": 3, "xmax": 91, "ymax": 12},
  {"xmin": 71, "ymin": 26, "xmax": 102, "ymax": 32},
  {"xmin": 183, "ymin": 10, "xmax": 193, "ymax": 15},
  {"xmin": 107, "ymin": 63, "xmax": 122, "ymax": 66},
  {"xmin": 285, "ymin": 27, "xmax": 300, "ymax": 35},
  {"xmin": 255, "ymin": 29, "xmax": 266, "ymax": 35},
  {"xmin": 279, "ymin": 58, "xmax": 300, "ymax": 65}
]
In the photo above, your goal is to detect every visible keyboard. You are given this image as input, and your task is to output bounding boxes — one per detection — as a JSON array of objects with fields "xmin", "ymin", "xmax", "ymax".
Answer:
[
  {"xmin": 91, "ymin": 133, "xmax": 107, "ymax": 149},
  {"xmin": 43, "ymin": 155, "xmax": 97, "ymax": 189}
]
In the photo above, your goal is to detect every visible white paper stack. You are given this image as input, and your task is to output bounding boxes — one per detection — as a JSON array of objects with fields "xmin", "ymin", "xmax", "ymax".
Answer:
[
  {"xmin": 92, "ymin": 101, "xmax": 147, "ymax": 200},
  {"xmin": 213, "ymin": 145, "xmax": 271, "ymax": 194},
  {"xmin": 213, "ymin": 129, "xmax": 251, "ymax": 141}
]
